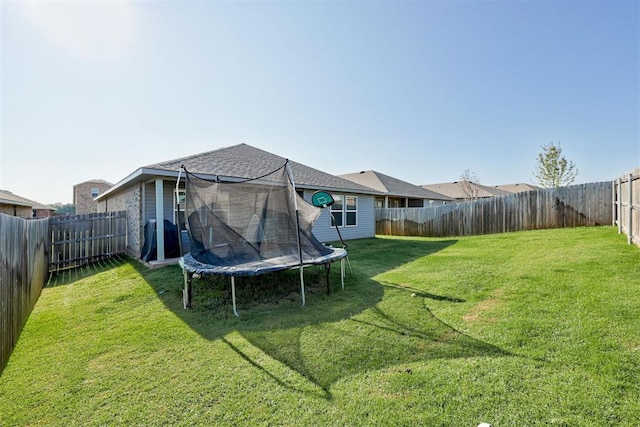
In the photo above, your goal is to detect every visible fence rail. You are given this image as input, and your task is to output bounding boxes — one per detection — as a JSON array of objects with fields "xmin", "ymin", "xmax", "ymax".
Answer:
[
  {"xmin": 615, "ymin": 168, "xmax": 640, "ymax": 247},
  {"xmin": 0, "ymin": 214, "xmax": 50, "ymax": 374},
  {"xmin": 49, "ymin": 211, "xmax": 127, "ymax": 272},
  {"xmin": 376, "ymin": 181, "xmax": 613, "ymax": 238}
]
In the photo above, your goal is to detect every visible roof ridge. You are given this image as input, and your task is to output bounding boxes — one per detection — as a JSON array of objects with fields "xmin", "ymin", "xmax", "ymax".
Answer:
[
  {"xmin": 369, "ymin": 171, "xmax": 390, "ymax": 193},
  {"xmin": 146, "ymin": 143, "xmax": 247, "ymax": 169}
]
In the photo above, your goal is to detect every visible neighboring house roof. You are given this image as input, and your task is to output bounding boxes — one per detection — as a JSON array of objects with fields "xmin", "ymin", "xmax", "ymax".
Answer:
[
  {"xmin": 493, "ymin": 183, "xmax": 541, "ymax": 193},
  {"xmin": 339, "ymin": 170, "xmax": 454, "ymax": 201},
  {"xmin": 97, "ymin": 143, "xmax": 382, "ymax": 200},
  {"xmin": 74, "ymin": 179, "xmax": 114, "ymax": 187},
  {"xmin": 75, "ymin": 179, "xmax": 114, "ymax": 186},
  {"xmin": 0, "ymin": 189, "xmax": 55, "ymax": 210},
  {"xmin": 32, "ymin": 202, "xmax": 57, "ymax": 211},
  {"xmin": 421, "ymin": 182, "xmax": 511, "ymax": 200}
]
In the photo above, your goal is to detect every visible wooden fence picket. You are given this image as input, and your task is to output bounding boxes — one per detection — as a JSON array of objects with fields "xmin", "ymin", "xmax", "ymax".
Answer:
[
  {"xmin": 376, "ymin": 182, "xmax": 614, "ymax": 238},
  {"xmin": 48, "ymin": 211, "xmax": 127, "ymax": 272}
]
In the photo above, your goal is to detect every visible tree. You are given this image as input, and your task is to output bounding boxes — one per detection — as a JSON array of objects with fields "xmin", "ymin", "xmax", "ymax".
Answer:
[
  {"xmin": 533, "ymin": 142, "xmax": 578, "ymax": 188},
  {"xmin": 459, "ymin": 167, "xmax": 480, "ymax": 201},
  {"xmin": 50, "ymin": 203, "xmax": 75, "ymax": 215}
]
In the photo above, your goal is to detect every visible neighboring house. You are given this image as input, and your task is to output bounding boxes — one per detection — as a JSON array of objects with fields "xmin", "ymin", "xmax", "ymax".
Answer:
[
  {"xmin": 95, "ymin": 143, "xmax": 382, "ymax": 261},
  {"xmin": 493, "ymin": 183, "xmax": 541, "ymax": 193},
  {"xmin": 0, "ymin": 189, "xmax": 56, "ymax": 218},
  {"xmin": 339, "ymin": 170, "xmax": 454, "ymax": 208},
  {"xmin": 32, "ymin": 203, "xmax": 57, "ymax": 218},
  {"xmin": 73, "ymin": 179, "xmax": 114, "ymax": 214},
  {"xmin": 421, "ymin": 181, "xmax": 511, "ymax": 202}
]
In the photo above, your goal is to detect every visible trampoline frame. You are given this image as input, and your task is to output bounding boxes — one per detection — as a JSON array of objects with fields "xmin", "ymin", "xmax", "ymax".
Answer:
[
  {"xmin": 180, "ymin": 250, "xmax": 346, "ymax": 316},
  {"xmin": 176, "ymin": 161, "xmax": 349, "ymax": 316}
]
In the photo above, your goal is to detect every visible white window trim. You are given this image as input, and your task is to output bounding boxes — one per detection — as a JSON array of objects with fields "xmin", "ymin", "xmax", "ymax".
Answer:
[
  {"xmin": 174, "ymin": 188, "xmax": 186, "ymax": 229},
  {"xmin": 330, "ymin": 194, "xmax": 358, "ymax": 228}
]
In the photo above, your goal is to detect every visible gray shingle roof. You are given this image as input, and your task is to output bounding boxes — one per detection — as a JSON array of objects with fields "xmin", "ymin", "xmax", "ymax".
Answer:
[
  {"xmin": 493, "ymin": 183, "xmax": 541, "ymax": 193},
  {"xmin": 0, "ymin": 189, "xmax": 54, "ymax": 210},
  {"xmin": 74, "ymin": 179, "xmax": 114, "ymax": 187},
  {"xmin": 339, "ymin": 170, "xmax": 453, "ymax": 201},
  {"xmin": 144, "ymin": 143, "xmax": 380, "ymax": 194},
  {"xmin": 421, "ymin": 182, "xmax": 512, "ymax": 199}
]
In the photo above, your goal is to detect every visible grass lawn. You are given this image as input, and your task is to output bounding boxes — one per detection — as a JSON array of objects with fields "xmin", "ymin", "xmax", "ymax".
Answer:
[{"xmin": 1, "ymin": 226, "xmax": 639, "ymax": 426}]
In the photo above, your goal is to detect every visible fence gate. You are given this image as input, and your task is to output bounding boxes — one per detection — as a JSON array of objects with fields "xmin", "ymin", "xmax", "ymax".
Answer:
[{"xmin": 49, "ymin": 211, "xmax": 127, "ymax": 272}]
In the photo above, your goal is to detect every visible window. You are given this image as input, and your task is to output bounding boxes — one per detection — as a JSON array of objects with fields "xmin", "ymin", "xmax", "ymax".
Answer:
[
  {"xmin": 345, "ymin": 196, "xmax": 357, "ymax": 226},
  {"xmin": 91, "ymin": 188, "xmax": 99, "ymax": 199},
  {"xmin": 330, "ymin": 195, "xmax": 357, "ymax": 227},
  {"xmin": 175, "ymin": 189, "xmax": 186, "ymax": 230}
]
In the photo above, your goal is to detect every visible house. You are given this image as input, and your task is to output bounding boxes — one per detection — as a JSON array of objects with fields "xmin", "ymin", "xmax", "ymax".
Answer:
[
  {"xmin": 73, "ymin": 179, "xmax": 114, "ymax": 214},
  {"xmin": 32, "ymin": 203, "xmax": 57, "ymax": 219},
  {"xmin": 493, "ymin": 183, "xmax": 541, "ymax": 193},
  {"xmin": 339, "ymin": 170, "xmax": 454, "ymax": 207},
  {"xmin": 95, "ymin": 143, "xmax": 382, "ymax": 261},
  {"xmin": 0, "ymin": 189, "xmax": 56, "ymax": 218},
  {"xmin": 421, "ymin": 181, "xmax": 511, "ymax": 202}
]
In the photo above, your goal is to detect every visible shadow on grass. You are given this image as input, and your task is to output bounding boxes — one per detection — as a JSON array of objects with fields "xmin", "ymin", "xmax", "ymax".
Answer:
[
  {"xmin": 132, "ymin": 238, "xmax": 514, "ymax": 399},
  {"xmin": 47, "ymin": 255, "xmax": 129, "ymax": 287}
]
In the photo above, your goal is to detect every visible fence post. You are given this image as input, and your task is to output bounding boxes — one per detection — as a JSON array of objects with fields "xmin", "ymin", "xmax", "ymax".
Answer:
[
  {"xmin": 611, "ymin": 180, "xmax": 615, "ymax": 227},
  {"xmin": 616, "ymin": 178, "xmax": 622, "ymax": 234},
  {"xmin": 628, "ymin": 173, "xmax": 633, "ymax": 244},
  {"xmin": 108, "ymin": 212, "xmax": 113, "ymax": 256}
]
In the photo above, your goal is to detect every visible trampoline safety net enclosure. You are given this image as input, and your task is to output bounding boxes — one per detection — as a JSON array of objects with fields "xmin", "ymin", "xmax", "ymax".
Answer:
[{"xmin": 179, "ymin": 160, "xmax": 347, "ymax": 316}]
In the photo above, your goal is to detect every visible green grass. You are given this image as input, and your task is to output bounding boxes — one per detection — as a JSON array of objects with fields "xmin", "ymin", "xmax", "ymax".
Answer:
[{"xmin": 1, "ymin": 227, "xmax": 639, "ymax": 426}]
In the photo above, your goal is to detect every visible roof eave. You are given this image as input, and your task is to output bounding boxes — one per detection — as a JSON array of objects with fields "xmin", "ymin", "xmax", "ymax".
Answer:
[
  {"xmin": 296, "ymin": 184, "xmax": 382, "ymax": 196},
  {"xmin": 96, "ymin": 167, "xmax": 182, "ymax": 201},
  {"xmin": 0, "ymin": 198, "xmax": 34, "ymax": 208},
  {"xmin": 97, "ymin": 166, "xmax": 384, "ymax": 201}
]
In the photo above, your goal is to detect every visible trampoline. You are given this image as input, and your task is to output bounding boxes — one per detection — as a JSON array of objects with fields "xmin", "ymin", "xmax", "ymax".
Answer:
[{"xmin": 178, "ymin": 160, "xmax": 348, "ymax": 316}]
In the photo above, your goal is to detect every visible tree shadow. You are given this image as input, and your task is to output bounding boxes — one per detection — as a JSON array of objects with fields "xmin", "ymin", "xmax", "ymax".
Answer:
[{"xmin": 134, "ymin": 237, "xmax": 513, "ymax": 399}]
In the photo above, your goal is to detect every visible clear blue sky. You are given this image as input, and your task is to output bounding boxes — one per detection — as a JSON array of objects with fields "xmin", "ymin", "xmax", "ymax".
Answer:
[{"xmin": 1, "ymin": 0, "xmax": 638, "ymax": 204}]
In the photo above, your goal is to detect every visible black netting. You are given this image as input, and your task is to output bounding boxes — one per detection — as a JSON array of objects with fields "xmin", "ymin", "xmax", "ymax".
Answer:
[{"xmin": 183, "ymin": 163, "xmax": 332, "ymax": 273}]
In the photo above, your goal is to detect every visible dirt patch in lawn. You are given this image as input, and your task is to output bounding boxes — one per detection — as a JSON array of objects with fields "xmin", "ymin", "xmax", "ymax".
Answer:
[{"xmin": 463, "ymin": 288, "xmax": 504, "ymax": 323}]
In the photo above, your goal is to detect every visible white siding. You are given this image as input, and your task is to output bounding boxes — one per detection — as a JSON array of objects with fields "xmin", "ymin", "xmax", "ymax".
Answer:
[
  {"xmin": 307, "ymin": 191, "xmax": 376, "ymax": 243},
  {"xmin": 144, "ymin": 181, "xmax": 177, "ymax": 223},
  {"xmin": 144, "ymin": 182, "xmax": 155, "ymax": 223}
]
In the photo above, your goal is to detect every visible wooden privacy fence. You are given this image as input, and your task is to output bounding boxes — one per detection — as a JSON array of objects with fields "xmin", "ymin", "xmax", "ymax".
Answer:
[
  {"xmin": 49, "ymin": 211, "xmax": 127, "ymax": 272},
  {"xmin": 615, "ymin": 168, "xmax": 640, "ymax": 247},
  {"xmin": 0, "ymin": 214, "xmax": 50, "ymax": 374},
  {"xmin": 376, "ymin": 181, "xmax": 613, "ymax": 238}
]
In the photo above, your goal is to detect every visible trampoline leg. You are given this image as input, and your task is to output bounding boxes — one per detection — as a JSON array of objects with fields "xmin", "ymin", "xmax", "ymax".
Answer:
[
  {"xmin": 325, "ymin": 263, "xmax": 331, "ymax": 295},
  {"xmin": 183, "ymin": 270, "xmax": 192, "ymax": 309},
  {"xmin": 341, "ymin": 258, "xmax": 345, "ymax": 290},
  {"xmin": 300, "ymin": 267, "xmax": 305, "ymax": 307},
  {"xmin": 231, "ymin": 276, "xmax": 239, "ymax": 317}
]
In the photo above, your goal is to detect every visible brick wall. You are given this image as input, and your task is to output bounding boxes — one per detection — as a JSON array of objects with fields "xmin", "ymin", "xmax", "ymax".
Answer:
[
  {"xmin": 0, "ymin": 205, "xmax": 33, "ymax": 218},
  {"xmin": 97, "ymin": 183, "xmax": 142, "ymax": 258},
  {"xmin": 74, "ymin": 181, "xmax": 113, "ymax": 215},
  {"xmin": 33, "ymin": 209, "xmax": 55, "ymax": 219}
]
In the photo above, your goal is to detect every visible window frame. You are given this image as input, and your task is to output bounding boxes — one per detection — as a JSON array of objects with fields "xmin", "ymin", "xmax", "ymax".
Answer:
[
  {"xmin": 174, "ymin": 188, "xmax": 186, "ymax": 230},
  {"xmin": 330, "ymin": 194, "xmax": 357, "ymax": 228}
]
